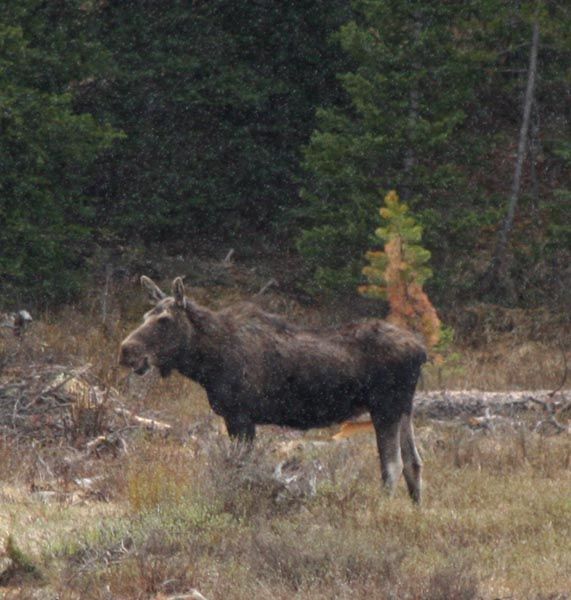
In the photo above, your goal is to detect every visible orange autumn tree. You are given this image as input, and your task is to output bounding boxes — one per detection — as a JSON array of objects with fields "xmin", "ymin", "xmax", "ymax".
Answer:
[
  {"xmin": 359, "ymin": 190, "xmax": 441, "ymax": 349},
  {"xmin": 334, "ymin": 190, "xmax": 444, "ymax": 441}
]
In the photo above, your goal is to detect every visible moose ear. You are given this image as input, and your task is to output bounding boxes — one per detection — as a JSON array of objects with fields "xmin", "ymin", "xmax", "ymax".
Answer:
[
  {"xmin": 141, "ymin": 276, "xmax": 167, "ymax": 303},
  {"xmin": 172, "ymin": 277, "xmax": 186, "ymax": 307}
]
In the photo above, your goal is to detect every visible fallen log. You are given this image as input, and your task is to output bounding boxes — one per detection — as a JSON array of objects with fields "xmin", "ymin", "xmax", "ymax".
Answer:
[
  {"xmin": 333, "ymin": 390, "xmax": 570, "ymax": 439},
  {"xmin": 414, "ymin": 389, "xmax": 570, "ymax": 419}
]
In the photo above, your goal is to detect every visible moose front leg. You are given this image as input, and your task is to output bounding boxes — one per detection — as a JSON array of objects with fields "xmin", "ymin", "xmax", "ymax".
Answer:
[
  {"xmin": 206, "ymin": 385, "xmax": 256, "ymax": 443},
  {"xmin": 224, "ymin": 413, "xmax": 256, "ymax": 443}
]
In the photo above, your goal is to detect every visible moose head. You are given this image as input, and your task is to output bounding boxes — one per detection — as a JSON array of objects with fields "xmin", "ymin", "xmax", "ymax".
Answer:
[{"xmin": 119, "ymin": 276, "xmax": 203, "ymax": 378}]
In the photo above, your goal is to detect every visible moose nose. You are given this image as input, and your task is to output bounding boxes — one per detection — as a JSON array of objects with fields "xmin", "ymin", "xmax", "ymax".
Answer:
[{"xmin": 119, "ymin": 341, "xmax": 140, "ymax": 367}]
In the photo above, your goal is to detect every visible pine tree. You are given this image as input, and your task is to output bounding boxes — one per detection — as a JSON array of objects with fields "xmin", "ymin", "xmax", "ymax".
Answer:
[
  {"xmin": 298, "ymin": 0, "xmax": 480, "ymax": 295},
  {"xmin": 0, "ymin": 5, "xmax": 118, "ymax": 304},
  {"xmin": 360, "ymin": 191, "xmax": 441, "ymax": 348},
  {"xmin": 83, "ymin": 0, "xmax": 350, "ymax": 241}
]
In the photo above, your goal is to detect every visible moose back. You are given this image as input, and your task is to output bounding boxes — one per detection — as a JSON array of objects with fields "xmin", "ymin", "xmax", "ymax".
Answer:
[{"xmin": 119, "ymin": 276, "xmax": 427, "ymax": 503}]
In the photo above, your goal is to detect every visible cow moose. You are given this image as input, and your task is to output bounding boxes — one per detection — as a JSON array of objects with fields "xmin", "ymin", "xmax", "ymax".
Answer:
[{"xmin": 119, "ymin": 276, "xmax": 427, "ymax": 503}]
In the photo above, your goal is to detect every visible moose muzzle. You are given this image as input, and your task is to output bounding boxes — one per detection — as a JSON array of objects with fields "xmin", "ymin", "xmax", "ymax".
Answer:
[{"xmin": 119, "ymin": 341, "xmax": 151, "ymax": 375}]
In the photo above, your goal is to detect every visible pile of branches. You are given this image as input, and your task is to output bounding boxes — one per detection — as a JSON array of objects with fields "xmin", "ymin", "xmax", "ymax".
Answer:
[
  {"xmin": 0, "ymin": 364, "xmax": 117, "ymax": 444},
  {"xmin": 0, "ymin": 362, "xmax": 173, "ymax": 450}
]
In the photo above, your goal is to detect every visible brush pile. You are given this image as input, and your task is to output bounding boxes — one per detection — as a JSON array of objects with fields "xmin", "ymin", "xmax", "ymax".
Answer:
[
  {"xmin": 0, "ymin": 363, "xmax": 120, "ymax": 445},
  {"xmin": 0, "ymin": 363, "xmax": 179, "ymax": 452}
]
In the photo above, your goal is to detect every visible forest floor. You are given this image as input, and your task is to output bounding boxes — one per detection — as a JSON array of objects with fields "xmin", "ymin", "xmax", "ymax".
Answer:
[{"xmin": 0, "ymin": 253, "xmax": 569, "ymax": 599}]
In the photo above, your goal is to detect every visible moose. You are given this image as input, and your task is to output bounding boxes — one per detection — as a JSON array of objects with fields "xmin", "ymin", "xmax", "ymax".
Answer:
[{"xmin": 119, "ymin": 276, "xmax": 427, "ymax": 503}]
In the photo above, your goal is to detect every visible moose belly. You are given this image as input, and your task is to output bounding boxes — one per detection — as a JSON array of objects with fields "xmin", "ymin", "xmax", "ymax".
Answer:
[{"xmin": 250, "ymin": 378, "xmax": 367, "ymax": 430}]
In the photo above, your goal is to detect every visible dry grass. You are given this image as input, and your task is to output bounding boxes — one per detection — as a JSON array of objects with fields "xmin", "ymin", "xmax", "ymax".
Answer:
[
  {"xmin": 0, "ymin": 424, "xmax": 562, "ymax": 600},
  {"xmin": 1, "ymin": 421, "xmax": 570, "ymax": 599},
  {"xmin": 423, "ymin": 341, "xmax": 570, "ymax": 391},
  {"xmin": 0, "ymin": 293, "xmax": 569, "ymax": 599}
]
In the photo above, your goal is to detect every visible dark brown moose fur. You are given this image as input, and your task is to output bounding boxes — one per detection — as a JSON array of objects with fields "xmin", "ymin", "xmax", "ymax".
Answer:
[{"xmin": 119, "ymin": 276, "xmax": 427, "ymax": 503}]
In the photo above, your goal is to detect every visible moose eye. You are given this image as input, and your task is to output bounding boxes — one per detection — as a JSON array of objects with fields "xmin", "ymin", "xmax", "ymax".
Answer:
[{"xmin": 156, "ymin": 315, "xmax": 172, "ymax": 326}]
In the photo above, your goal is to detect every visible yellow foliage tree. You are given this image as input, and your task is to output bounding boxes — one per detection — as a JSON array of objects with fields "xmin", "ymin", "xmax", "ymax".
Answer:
[{"xmin": 359, "ymin": 190, "xmax": 442, "ymax": 349}]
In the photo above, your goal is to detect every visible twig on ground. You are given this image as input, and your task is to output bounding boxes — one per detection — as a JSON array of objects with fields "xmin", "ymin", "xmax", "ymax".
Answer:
[{"xmin": 113, "ymin": 407, "xmax": 172, "ymax": 432}]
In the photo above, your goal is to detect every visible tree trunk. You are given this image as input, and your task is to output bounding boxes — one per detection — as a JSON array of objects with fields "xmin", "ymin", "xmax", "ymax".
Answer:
[
  {"xmin": 528, "ymin": 98, "xmax": 541, "ymax": 217},
  {"xmin": 482, "ymin": 19, "xmax": 540, "ymax": 297}
]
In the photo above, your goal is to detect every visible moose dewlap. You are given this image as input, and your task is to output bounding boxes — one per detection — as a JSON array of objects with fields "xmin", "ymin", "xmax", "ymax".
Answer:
[{"xmin": 119, "ymin": 276, "xmax": 427, "ymax": 503}]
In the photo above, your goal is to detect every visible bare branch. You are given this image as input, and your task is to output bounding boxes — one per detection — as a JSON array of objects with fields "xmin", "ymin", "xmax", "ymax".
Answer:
[
  {"xmin": 223, "ymin": 248, "xmax": 235, "ymax": 264},
  {"xmin": 256, "ymin": 278, "xmax": 278, "ymax": 296}
]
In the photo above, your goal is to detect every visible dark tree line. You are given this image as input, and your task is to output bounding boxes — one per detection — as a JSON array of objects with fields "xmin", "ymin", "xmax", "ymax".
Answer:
[{"xmin": 1, "ymin": 0, "xmax": 569, "ymax": 308}]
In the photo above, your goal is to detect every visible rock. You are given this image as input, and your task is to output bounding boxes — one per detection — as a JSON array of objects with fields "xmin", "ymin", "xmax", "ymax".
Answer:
[{"xmin": 273, "ymin": 456, "xmax": 323, "ymax": 502}]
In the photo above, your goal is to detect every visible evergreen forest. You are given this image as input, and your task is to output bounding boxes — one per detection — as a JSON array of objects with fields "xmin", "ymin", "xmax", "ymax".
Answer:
[{"xmin": 1, "ymin": 0, "xmax": 570, "ymax": 310}]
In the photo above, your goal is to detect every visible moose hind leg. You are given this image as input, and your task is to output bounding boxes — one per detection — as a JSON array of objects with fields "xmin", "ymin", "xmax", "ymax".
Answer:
[
  {"xmin": 400, "ymin": 414, "xmax": 422, "ymax": 504},
  {"xmin": 372, "ymin": 416, "xmax": 403, "ymax": 497}
]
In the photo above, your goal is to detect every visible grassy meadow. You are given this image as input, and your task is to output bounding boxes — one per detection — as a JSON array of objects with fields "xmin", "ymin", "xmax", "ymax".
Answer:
[{"xmin": 0, "ymin": 297, "xmax": 569, "ymax": 599}]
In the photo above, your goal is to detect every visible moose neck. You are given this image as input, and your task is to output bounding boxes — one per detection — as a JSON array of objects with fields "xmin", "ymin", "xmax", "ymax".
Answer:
[
  {"xmin": 183, "ymin": 298, "xmax": 211, "ymax": 327},
  {"xmin": 176, "ymin": 302, "xmax": 225, "ymax": 386}
]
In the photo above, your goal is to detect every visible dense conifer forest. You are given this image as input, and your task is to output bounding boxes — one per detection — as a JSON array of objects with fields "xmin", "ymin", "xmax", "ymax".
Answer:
[{"xmin": 1, "ymin": 0, "xmax": 569, "ymax": 310}]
